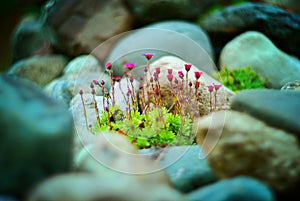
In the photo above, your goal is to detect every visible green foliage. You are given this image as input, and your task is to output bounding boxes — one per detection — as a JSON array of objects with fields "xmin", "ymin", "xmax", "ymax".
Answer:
[
  {"xmin": 93, "ymin": 106, "xmax": 194, "ymax": 149},
  {"xmin": 216, "ymin": 66, "xmax": 267, "ymax": 92}
]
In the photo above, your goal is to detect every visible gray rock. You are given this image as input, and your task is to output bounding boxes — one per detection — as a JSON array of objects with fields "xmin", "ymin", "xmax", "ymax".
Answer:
[
  {"xmin": 0, "ymin": 75, "xmax": 73, "ymax": 197},
  {"xmin": 11, "ymin": 15, "xmax": 55, "ymax": 63},
  {"xmin": 262, "ymin": 0, "xmax": 300, "ymax": 16},
  {"xmin": 105, "ymin": 20, "xmax": 215, "ymax": 77},
  {"xmin": 160, "ymin": 146, "xmax": 216, "ymax": 193},
  {"xmin": 219, "ymin": 31, "xmax": 300, "ymax": 88},
  {"xmin": 9, "ymin": 55, "xmax": 67, "ymax": 87},
  {"xmin": 231, "ymin": 89, "xmax": 300, "ymax": 138},
  {"xmin": 201, "ymin": 2, "xmax": 300, "ymax": 59},
  {"xmin": 187, "ymin": 176, "xmax": 274, "ymax": 201},
  {"xmin": 124, "ymin": 0, "xmax": 218, "ymax": 25},
  {"xmin": 46, "ymin": 0, "xmax": 133, "ymax": 61}
]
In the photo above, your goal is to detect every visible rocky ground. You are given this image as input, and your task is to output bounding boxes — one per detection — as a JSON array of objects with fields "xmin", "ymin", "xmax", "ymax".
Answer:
[{"xmin": 1, "ymin": 0, "xmax": 300, "ymax": 201}]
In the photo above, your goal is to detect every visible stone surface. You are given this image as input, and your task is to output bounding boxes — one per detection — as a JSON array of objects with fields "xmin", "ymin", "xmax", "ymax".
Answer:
[
  {"xmin": 231, "ymin": 89, "xmax": 300, "ymax": 137},
  {"xmin": 146, "ymin": 56, "xmax": 234, "ymax": 116},
  {"xmin": 187, "ymin": 176, "xmax": 274, "ymax": 201},
  {"xmin": 160, "ymin": 146, "xmax": 216, "ymax": 193},
  {"xmin": 262, "ymin": 0, "xmax": 300, "ymax": 16},
  {"xmin": 105, "ymin": 20, "xmax": 215, "ymax": 76},
  {"xmin": 27, "ymin": 172, "xmax": 187, "ymax": 201},
  {"xmin": 9, "ymin": 55, "xmax": 67, "ymax": 87},
  {"xmin": 11, "ymin": 15, "xmax": 54, "ymax": 63},
  {"xmin": 201, "ymin": 2, "xmax": 300, "ymax": 59},
  {"xmin": 194, "ymin": 110, "xmax": 300, "ymax": 193},
  {"xmin": 0, "ymin": 74, "xmax": 73, "ymax": 197},
  {"xmin": 124, "ymin": 0, "xmax": 218, "ymax": 25},
  {"xmin": 44, "ymin": 55, "xmax": 110, "ymax": 106},
  {"xmin": 46, "ymin": 0, "xmax": 133, "ymax": 61},
  {"xmin": 219, "ymin": 31, "xmax": 300, "ymax": 88}
]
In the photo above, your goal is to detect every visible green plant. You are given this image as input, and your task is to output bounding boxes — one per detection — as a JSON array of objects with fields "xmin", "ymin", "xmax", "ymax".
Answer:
[
  {"xmin": 79, "ymin": 53, "xmax": 223, "ymax": 149},
  {"xmin": 216, "ymin": 66, "xmax": 267, "ymax": 92}
]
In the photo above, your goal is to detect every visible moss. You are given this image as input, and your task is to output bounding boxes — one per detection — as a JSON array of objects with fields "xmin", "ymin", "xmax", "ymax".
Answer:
[{"xmin": 216, "ymin": 66, "xmax": 267, "ymax": 92}]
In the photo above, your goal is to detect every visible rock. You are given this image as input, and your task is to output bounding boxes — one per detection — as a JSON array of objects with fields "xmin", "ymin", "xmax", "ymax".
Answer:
[
  {"xmin": 124, "ymin": 0, "xmax": 218, "ymax": 25},
  {"xmin": 0, "ymin": 74, "xmax": 73, "ymax": 197},
  {"xmin": 27, "ymin": 172, "xmax": 187, "ymax": 201},
  {"xmin": 146, "ymin": 56, "xmax": 233, "ymax": 116},
  {"xmin": 281, "ymin": 80, "xmax": 300, "ymax": 91},
  {"xmin": 219, "ymin": 31, "xmax": 300, "ymax": 88},
  {"xmin": 160, "ymin": 145, "xmax": 216, "ymax": 193},
  {"xmin": 194, "ymin": 110, "xmax": 300, "ymax": 193},
  {"xmin": 0, "ymin": 195, "xmax": 19, "ymax": 201},
  {"xmin": 11, "ymin": 15, "xmax": 54, "ymax": 63},
  {"xmin": 105, "ymin": 20, "xmax": 215, "ymax": 76},
  {"xmin": 44, "ymin": 55, "xmax": 110, "ymax": 105},
  {"xmin": 9, "ymin": 55, "xmax": 67, "ymax": 87},
  {"xmin": 46, "ymin": 0, "xmax": 133, "ymax": 61},
  {"xmin": 187, "ymin": 176, "xmax": 274, "ymax": 201},
  {"xmin": 201, "ymin": 2, "xmax": 300, "ymax": 59},
  {"xmin": 44, "ymin": 79, "xmax": 75, "ymax": 106},
  {"xmin": 230, "ymin": 89, "xmax": 300, "ymax": 138},
  {"xmin": 262, "ymin": 0, "xmax": 300, "ymax": 16}
]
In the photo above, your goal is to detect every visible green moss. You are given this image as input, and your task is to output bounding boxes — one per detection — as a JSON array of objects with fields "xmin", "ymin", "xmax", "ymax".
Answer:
[
  {"xmin": 216, "ymin": 66, "xmax": 267, "ymax": 92},
  {"xmin": 93, "ymin": 106, "xmax": 194, "ymax": 149}
]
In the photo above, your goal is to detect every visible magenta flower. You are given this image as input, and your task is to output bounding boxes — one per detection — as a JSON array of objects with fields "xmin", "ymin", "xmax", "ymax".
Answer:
[
  {"xmin": 105, "ymin": 62, "xmax": 112, "ymax": 70},
  {"xmin": 79, "ymin": 89, "xmax": 83, "ymax": 95},
  {"xmin": 167, "ymin": 74, "xmax": 174, "ymax": 82},
  {"xmin": 207, "ymin": 85, "xmax": 214, "ymax": 92},
  {"xmin": 155, "ymin": 67, "xmax": 160, "ymax": 74},
  {"xmin": 129, "ymin": 75, "xmax": 134, "ymax": 83},
  {"xmin": 124, "ymin": 71, "xmax": 129, "ymax": 77},
  {"xmin": 100, "ymin": 80, "xmax": 105, "ymax": 85},
  {"xmin": 195, "ymin": 71, "xmax": 203, "ymax": 80},
  {"xmin": 139, "ymin": 75, "xmax": 144, "ymax": 81},
  {"xmin": 153, "ymin": 72, "xmax": 159, "ymax": 81},
  {"xmin": 93, "ymin": 80, "xmax": 99, "ymax": 85},
  {"xmin": 178, "ymin": 71, "xmax": 184, "ymax": 79},
  {"xmin": 112, "ymin": 75, "xmax": 121, "ymax": 82},
  {"xmin": 184, "ymin": 64, "xmax": 192, "ymax": 72},
  {"xmin": 124, "ymin": 63, "xmax": 135, "ymax": 70},
  {"xmin": 188, "ymin": 81, "xmax": 192, "ymax": 87},
  {"xmin": 167, "ymin": 69, "xmax": 173, "ymax": 74},
  {"xmin": 213, "ymin": 83, "xmax": 222, "ymax": 90},
  {"xmin": 150, "ymin": 77, "xmax": 154, "ymax": 83},
  {"xmin": 195, "ymin": 81, "xmax": 200, "ymax": 89},
  {"xmin": 142, "ymin": 53, "xmax": 154, "ymax": 60},
  {"xmin": 174, "ymin": 77, "xmax": 179, "ymax": 84}
]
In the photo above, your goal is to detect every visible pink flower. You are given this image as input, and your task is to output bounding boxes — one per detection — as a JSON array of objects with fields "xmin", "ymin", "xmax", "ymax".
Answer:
[
  {"xmin": 112, "ymin": 75, "xmax": 121, "ymax": 82},
  {"xmin": 100, "ymin": 80, "xmax": 105, "ymax": 85},
  {"xmin": 178, "ymin": 71, "xmax": 184, "ymax": 79},
  {"xmin": 195, "ymin": 81, "xmax": 200, "ymax": 89},
  {"xmin": 155, "ymin": 67, "xmax": 160, "ymax": 74},
  {"xmin": 124, "ymin": 71, "xmax": 129, "ymax": 77},
  {"xmin": 150, "ymin": 77, "xmax": 154, "ymax": 83},
  {"xmin": 124, "ymin": 63, "xmax": 135, "ymax": 70},
  {"xmin": 129, "ymin": 75, "xmax": 134, "ymax": 83},
  {"xmin": 167, "ymin": 69, "xmax": 173, "ymax": 74},
  {"xmin": 213, "ymin": 83, "xmax": 222, "ymax": 90},
  {"xmin": 174, "ymin": 77, "xmax": 179, "ymax": 84},
  {"xmin": 167, "ymin": 74, "xmax": 173, "ymax": 82},
  {"xmin": 184, "ymin": 64, "xmax": 192, "ymax": 72},
  {"xmin": 79, "ymin": 89, "xmax": 83, "ymax": 95},
  {"xmin": 105, "ymin": 62, "xmax": 112, "ymax": 70},
  {"xmin": 195, "ymin": 71, "xmax": 203, "ymax": 80},
  {"xmin": 207, "ymin": 85, "xmax": 214, "ymax": 92},
  {"xmin": 142, "ymin": 53, "xmax": 154, "ymax": 60},
  {"xmin": 93, "ymin": 80, "xmax": 99, "ymax": 85}
]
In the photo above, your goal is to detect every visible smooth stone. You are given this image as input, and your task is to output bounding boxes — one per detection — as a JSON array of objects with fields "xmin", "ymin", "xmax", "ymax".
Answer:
[
  {"xmin": 201, "ymin": 2, "xmax": 300, "ymax": 59},
  {"xmin": 194, "ymin": 110, "xmax": 300, "ymax": 193},
  {"xmin": 124, "ymin": 0, "xmax": 219, "ymax": 25},
  {"xmin": 27, "ymin": 173, "xmax": 187, "ymax": 201},
  {"xmin": 231, "ymin": 89, "xmax": 300, "ymax": 137},
  {"xmin": 262, "ymin": 0, "xmax": 300, "ymax": 16},
  {"xmin": 11, "ymin": 15, "xmax": 54, "ymax": 63},
  {"xmin": 105, "ymin": 20, "xmax": 215, "ymax": 76},
  {"xmin": 46, "ymin": 0, "xmax": 133, "ymax": 61},
  {"xmin": 160, "ymin": 146, "xmax": 216, "ymax": 193},
  {"xmin": 9, "ymin": 55, "xmax": 67, "ymax": 87},
  {"xmin": 0, "ymin": 75, "xmax": 73, "ymax": 197},
  {"xmin": 219, "ymin": 31, "xmax": 300, "ymax": 88},
  {"xmin": 281, "ymin": 80, "xmax": 300, "ymax": 91},
  {"xmin": 187, "ymin": 176, "xmax": 274, "ymax": 201}
]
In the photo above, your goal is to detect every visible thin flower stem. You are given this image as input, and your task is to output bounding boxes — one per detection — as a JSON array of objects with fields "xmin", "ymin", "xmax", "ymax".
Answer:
[{"xmin": 79, "ymin": 90, "xmax": 89, "ymax": 130}]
